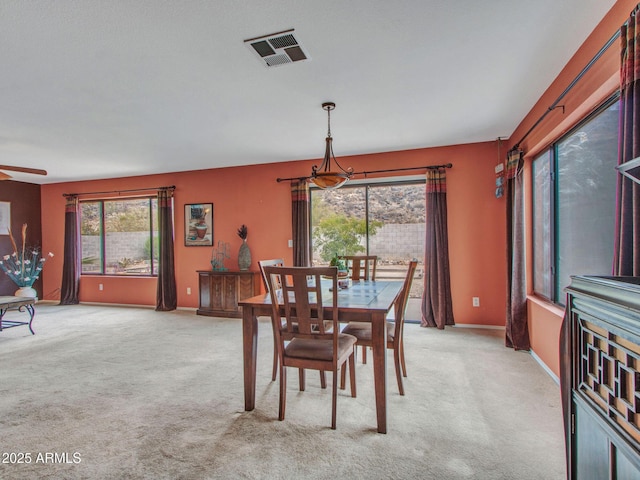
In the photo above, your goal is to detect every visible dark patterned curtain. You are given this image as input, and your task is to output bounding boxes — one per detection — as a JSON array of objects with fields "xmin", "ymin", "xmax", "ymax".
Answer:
[
  {"xmin": 615, "ymin": 6, "xmax": 640, "ymax": 276},
  {"xmin": 59, "ymin": 195, "xmax": 80, "ymax": 305},
  {"xmin": 505, "ymin": 149, "xmax": 530, "ymax": 350},
  {"xmin": 156, "ymin": 187, "xmax": 177, "ymax": 311},
  {"xmin": 291, "ymin": 180, "xmax": 310, "ymax": 267},
  {"xmin": 421, "ymin": 168, "xmax": 455, "ymax": 329}
]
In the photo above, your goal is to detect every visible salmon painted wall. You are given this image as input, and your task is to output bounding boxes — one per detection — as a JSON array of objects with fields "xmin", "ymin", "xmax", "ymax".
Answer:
[
  {"xmin": 506, "ymin": 0, "xmax": 637, "ymax": 378},
  {"xmin": 40, "ymin": 141, "xmax": 506, "ymax": 325}
]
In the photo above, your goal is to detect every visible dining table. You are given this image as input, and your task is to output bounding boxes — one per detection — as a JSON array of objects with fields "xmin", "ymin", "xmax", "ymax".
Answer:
[{"xmin": 238, "ymin": 279, "xmax": 403, "ymax": 434}]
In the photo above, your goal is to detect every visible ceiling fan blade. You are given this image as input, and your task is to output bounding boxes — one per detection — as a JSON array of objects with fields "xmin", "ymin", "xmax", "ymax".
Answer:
[{"xmin": 0, "ymin": 165, "xmax": 47, "ymax": 176}]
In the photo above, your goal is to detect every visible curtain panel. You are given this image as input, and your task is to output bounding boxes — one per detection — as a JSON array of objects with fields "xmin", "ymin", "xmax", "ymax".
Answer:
[
  {"xmin": 615, "ymin": 6, "xmax": 640, "ymax": 276},
  {"xmin": 421, "ymin": 168, "xmax": 455, "ymax": 329},
  {"xmin": 505, "ymin": 149, "xmax": 530, "ymax": 350},
  {"xmin": 59, "ymin": 195, "xmax": 80, "ymax": 305},
  {"xmin": 291, "ymin": 180, "xmax": 311, "ymax": 267},
  {"xmin": 156, "ymin": 188, "xmax": 177, "ymax": 311}
]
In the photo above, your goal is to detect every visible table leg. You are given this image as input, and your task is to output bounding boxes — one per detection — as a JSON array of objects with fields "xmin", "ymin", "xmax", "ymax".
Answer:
[
  {"xmin": 242, "ymin": 306, "xmax": 259, "ymax": 411},
  {"xmin": 371, "ymin": 311, "xmax": 387, "ymax": 433},
  {"xmin": 20, "ymin": 304, "xmax": 35, "ymax": 335},
  {"xmin": 0, "ymin": 303, "xmax": 35, "ymax": 334}
]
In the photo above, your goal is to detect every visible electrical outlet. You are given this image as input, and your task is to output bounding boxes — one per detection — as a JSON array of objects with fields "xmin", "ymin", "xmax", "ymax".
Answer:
[
  {"xmin": 187, "ymin": 287, "xmax": 191, "ymax": 295},
  {"xmin": 288, "ymin": 239, "xmax": 293, "ymax": 248},
  {"xmin": 472, "ymin": 297, "xmax": 480, "ymax": 307},
  {"xmin": 99, "ymin": 284, "xmax": 104, "ymax": 291}
]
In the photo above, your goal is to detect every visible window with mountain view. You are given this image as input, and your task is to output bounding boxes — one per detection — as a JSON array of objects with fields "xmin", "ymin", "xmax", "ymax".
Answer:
[
  {"xmin": 310, "ymin": 180, "xmax": 425, "ymax": 319},
  {"xmin": 80, "ymin": 197, "xmax": 158, "ymax": 276}
]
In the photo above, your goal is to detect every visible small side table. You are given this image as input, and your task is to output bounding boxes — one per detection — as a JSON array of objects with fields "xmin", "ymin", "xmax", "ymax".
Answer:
[{"xmin": 0, "ymin": 296, "xmax": 36, "ymax": 334}]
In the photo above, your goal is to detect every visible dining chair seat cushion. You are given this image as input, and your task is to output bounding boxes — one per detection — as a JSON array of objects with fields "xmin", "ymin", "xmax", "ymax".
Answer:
[
  {"xmin": 341, "ymin": 321, "xmax": 395, "ymax": 343},
  {"xmin": 285, "ymin": 333, "xmax": 357, "ymax": 361}
]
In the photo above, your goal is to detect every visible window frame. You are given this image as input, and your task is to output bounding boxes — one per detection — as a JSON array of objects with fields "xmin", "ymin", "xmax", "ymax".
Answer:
[
  {"xmin": 80, "ymin": 196, "xmax": 158, "ymax": 277},
  {"xmin": 309, "ymin": 175, "xmax": 426, "ymax": 261},
  {"xmin": 531, "ymin": 94, "xmax": 619, "ymax": 305}
]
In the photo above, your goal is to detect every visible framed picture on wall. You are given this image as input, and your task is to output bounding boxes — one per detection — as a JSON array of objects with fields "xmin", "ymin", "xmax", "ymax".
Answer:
[
  {"xmin": 185, "ymin": 203, "xmax": 213, "ymax": 246},
  {"xmin": 0, "ymin": 201, "xmax": 10, "ymax": 235}
]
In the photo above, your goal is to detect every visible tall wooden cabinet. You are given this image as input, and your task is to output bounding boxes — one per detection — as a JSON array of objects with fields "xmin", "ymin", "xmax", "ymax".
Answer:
[
  {"xmin": 561, "ymin": 275, "xmax": 640, "ymax": 479},
  {"xmin": 197, "ymin": 270, "xmax": 259, "ymax": 318}
]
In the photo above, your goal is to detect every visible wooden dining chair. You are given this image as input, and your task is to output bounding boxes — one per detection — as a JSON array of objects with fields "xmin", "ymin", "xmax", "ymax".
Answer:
[
  {"xmin": 259, "ymin": 259, "xmax": 329, "ymax": 388},
  {"xmin": 258, "ymin": 259, "xmax": 285, "ymax": 381},
  {"xmin": 338, "ymin": 255, "xmax": 378, "ymax": 362},
  {"xmin": 264, "ymin": 265, "xmax": 357, "ymax": 429},
  {"xmin": 340, "ymin": 260, "xmax": 417, "ymax": 396},
  {"xmin": 258, "ymin": 258, "xmax": 285, "ymax": 293},
  {"xmin": 338, "ymin": 255, "xmax": 378, "ymax": 281}
]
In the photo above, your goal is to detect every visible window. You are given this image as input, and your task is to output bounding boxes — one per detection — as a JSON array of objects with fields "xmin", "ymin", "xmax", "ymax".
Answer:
[
  {"xmin": 532, "ymin": 98, "xmax": 619, "ymax": 304},
  {"xmin": 310, "ymin": 180, "xmax": 425, "ymax": 266},
  {"xmin": 533, "ymin": 150, "xmax": 552, "ymax": 298},
  {"xmin": 80, "ymin": 197, "xmax": 158, "ymax": 276},
  {"xmin": 310, "ymin": 179, "xmax": 425, "ymax": 320}
]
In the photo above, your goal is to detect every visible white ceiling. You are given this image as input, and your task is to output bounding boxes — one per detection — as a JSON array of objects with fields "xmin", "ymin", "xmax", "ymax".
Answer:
[{"xmin": 0, "ymin": 0, "xmax": 617, "ymax": 184}]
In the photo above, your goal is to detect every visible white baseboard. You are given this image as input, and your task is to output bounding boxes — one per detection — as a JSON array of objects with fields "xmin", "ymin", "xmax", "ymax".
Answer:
[
  {"xmin": 405, "ymin": 321, "xmax": 506, "ymax": 329},
  {"xmin": 452, "ymin": 323, "xmax": 506, "ymax": 330},
  {"xmin": 78, "ymin": 301, "xmax": 156, "ymax": 309},
  {"xmin": 531, "ymin": 350, "xmax": 560, "ymax": 385},
  {"xmin": 59, "ymin": 302, "xmax": 198, "ymax": 313}
]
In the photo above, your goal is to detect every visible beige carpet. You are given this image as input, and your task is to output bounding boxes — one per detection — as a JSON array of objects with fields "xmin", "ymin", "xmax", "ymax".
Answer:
[{"xmin": 0, "ymin": 303, "xmax": 565, "ymax": 479}]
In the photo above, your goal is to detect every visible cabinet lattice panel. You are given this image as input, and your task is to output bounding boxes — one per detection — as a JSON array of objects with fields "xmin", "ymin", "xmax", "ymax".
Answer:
[{"xmin": 578, "ymin": 318, "xmax": 640, "ymax": 444}]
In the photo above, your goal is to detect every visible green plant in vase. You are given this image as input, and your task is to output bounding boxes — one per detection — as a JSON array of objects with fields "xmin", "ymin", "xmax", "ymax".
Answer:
[{"xmin": 329, "ymin": 254, "xmax": 347, "ymax": 275}]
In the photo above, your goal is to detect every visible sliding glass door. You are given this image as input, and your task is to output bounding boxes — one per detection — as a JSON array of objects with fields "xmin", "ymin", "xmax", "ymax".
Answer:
[{"xmin": 310, "ymin": 179, "xmax": 425, "ymax": 321}]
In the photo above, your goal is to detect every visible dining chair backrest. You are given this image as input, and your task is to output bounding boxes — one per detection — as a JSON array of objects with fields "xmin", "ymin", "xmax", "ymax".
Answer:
[
  {"xmin": 263, "ymin": 265, "xmax": 355, "ymax": 429},
  {"xmin": 392, "ymin": 260, "xmax": 418, "ymax": 335},
  {"xmin": 258, "ymin": 259, "xmax": 285, "ymax": 292},
  {"xmin": 263, "ymin": 265, "xmax": 339, "ymax": 339},
  {"xmin": 339, "ymin": 255, "xmax": 378, "ymax": 281}
]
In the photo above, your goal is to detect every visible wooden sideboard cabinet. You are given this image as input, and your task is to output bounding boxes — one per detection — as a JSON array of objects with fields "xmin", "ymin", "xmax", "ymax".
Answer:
[
  {"xmin": 197, "ymin": 270, "xmax": 259, "ymax": 318},
  {"xmin": 561, "ymin": 275, "xmax": 640, "ymax": 479}
]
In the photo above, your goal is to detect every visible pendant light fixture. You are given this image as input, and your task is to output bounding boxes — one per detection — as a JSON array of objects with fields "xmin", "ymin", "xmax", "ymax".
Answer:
[{"xmin": 310, "ymin": 102, "xmax": 353, "ymax": 189}]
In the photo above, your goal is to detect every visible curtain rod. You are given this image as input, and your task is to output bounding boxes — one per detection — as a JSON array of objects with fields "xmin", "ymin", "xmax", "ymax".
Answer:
[
  {"xmin": 63, "ymin": 185, "xmax": 175, "ymax": 198},
  {"xmin": 512, "ymin": 25, "xmax": 622, "ymax": 150},
  {"xmin": 276, "ymin": 163, "xmax": 452, "ymax": 183}
]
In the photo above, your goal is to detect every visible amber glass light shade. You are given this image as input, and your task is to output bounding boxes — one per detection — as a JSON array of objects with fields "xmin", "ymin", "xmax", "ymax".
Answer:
[{"xmin": 310, "ymin": 172, "xmax": 350, "ymax": 189}]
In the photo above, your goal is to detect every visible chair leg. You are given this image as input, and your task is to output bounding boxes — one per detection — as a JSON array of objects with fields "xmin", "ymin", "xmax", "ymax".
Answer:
[
  {"xmin": 299, "ymin": 368, "xmax": 306, "ymax": 391},
  {"xmin": 320, "ymin": 371, "xmax": 327, "ymax": 389},
  {"xmin": 393, "ymin": 347, "xmax": 405, "ymax": 396},
  {"xmin": 279, "ymin": 365, "xmax": 287, "ymax": 420},
  {"xmin": 272, "ymin": 339, "xmax": 278, "ymax": 381},
  {"xmin": 399, "ymin": 338, "xmax": 407, "ymax": 378},
  {"xmin": 362, "ymin": 345, "xmax": 367, "ymax": 364},
  {"xmin": 331, "ymin": 369, "xmax": 337, "ymax": 430},
  {"xmin": 349, "ymin": 353, "xmax": 357, "ymax": 398},
  {"xmin": 340, "ymin": 363, "xmax": 346, "ymax": 390}
]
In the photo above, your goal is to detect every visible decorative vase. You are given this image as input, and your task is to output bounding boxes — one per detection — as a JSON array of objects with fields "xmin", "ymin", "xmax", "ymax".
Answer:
[
  {"xmin": 238, "ymin": 240, "xmax": 251, "ymax": 271},
  {"xmin": 15, "ymin": 286, "xmax": 38, "ymax": 299}
]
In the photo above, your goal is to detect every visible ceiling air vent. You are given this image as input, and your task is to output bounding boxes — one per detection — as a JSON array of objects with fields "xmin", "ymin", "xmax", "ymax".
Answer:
[{"xmin": 244, "ymin": 29, "xmax": 310, "ymax": 68}]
